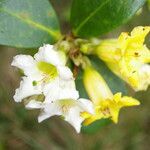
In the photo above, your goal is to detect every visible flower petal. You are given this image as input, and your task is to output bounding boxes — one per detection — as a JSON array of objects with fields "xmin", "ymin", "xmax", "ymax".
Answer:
[
  {"xmin": 121, "ymin": 96, "xmax": 140, "ymax": 106},
  {"xmin": 43, "ymin": 77, "xmax": 79, "ymax": 102},
  {"xmin": 138, "ymin": 64, "xmax": 150, "ymax": 91},
  {"xmin": 78, "ymin": 98, "xmax": 94, "ymax": 114},
  {"xmin": 14, "ymin": 77, "xmax": 42, "ymax": 102},
  {"xmin": 11, "ymin": 55, "xmax": 39, "ymax": 77},
  {"xmin": 43, "ymin": 78, "xmax": 60, "ymax": 102},
  {"xmin": 38, "ymin": 102, "xmax": 62, "ymax": 122},
  {"xmin": 130, "ymin": 26, "xmax": 150, "ymax": 46},
  {"xmin": 38, "ymin": 112, "xmax": 52, "ymax": 123},
  {"xmin": 34, "ymin": 44, "xmax": 64, "ymax": 66},
  {"xmin": 110, "ymin": 107, "xmax": 120, "ymax": 124},
  {"xmin": 65, "ymin": 107, "xmax": 84, "ymax": 133},
  {"xmin": 25, "ymin": 100, "xmax": 43, "ymax": 109},
  {"xmin": 58, "ymin": 79, "xmax": 79, "ymax": 100},
  {"xmin": 57, "ymin": 66, "xmax": 73, "ymax": 80}
]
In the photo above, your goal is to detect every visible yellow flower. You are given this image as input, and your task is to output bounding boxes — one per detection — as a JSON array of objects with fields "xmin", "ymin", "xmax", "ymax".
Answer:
[
  {"xmin": 82, "ymin": 67, "xmax": 140, "ymax": 125},
  {"xmin": 95, "ymin": 26, "xmax": 150, "ymax": 91}
]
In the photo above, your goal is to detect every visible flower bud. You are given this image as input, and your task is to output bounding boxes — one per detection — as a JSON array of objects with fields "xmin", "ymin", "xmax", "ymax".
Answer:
[{"xmin": 83, "ymin": 67, "xmax": 113, "ymax": 104}]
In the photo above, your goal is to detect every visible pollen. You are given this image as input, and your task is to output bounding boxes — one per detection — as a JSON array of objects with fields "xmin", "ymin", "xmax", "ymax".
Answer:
[
  {"xmin": 62, "ymin": 105, "xmax": 69, "ymax": 113},
  {"xmin": 37, "ymin": 61, "xmax": 58, "ymax": 81},
  {"xmin": 101, "ymin": 107, "xmax": 111, "ymax": 116}
]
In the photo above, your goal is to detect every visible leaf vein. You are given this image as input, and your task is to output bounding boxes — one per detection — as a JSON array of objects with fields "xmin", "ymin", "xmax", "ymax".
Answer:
[
  {"xmin": 75, "ymin": 0, "xmax": 111, "ymax": 34},
  {"xmin": 2, "ymin": 9, "xmax": 61, "ymax": 40}
]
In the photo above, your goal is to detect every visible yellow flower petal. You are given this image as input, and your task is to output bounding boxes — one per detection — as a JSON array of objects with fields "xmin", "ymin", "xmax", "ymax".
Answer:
[
  {"xmin": 83, "ymin": 66, "xmax": 141, "ymax": 125},
  {"xmin": 83, "ymin": 115, "xmax": 102, "ymax": 126},
  {"xmin": 96, "ymin": 39, "xmax": 121, "ymax": 62},
  {"xmin": 82, "ymin": 92, "xmax": 140, "ymax": 125},
  {"xmin": 121, "ymin": 96, "xmax": 140, "ymax": 106},
  {"xmin": 113, "ymin": 92, "xmax": 122, "ymax": 103},
  {"xmin": 95, "ymin": 26, "xmax": 150, "ymax": 91},
  {"xmin": 118, "ymin": 32, "xmax": 129, "ymax": 51},
  {"xmin": 110, "ymin": 107, "xmax": 120, "ymax": 124},
  {"xmin": 130, "ymin": 26, "xmax": 150, "ymax": 45}
]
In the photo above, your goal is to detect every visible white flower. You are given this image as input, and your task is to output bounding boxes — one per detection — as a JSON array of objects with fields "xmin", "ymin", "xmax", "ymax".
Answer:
[
  {"xmin": 12, "ymin": 44, "xmax": 95, "ymax": 133},
  {"xmin": 12, "ymin": 44, "xmax": 79, "ymax": 104},
  {"xmin": 137, "ymin": 64, "xmax": 150, "ymax": 91},
  {"xmin": 26, "ymin": 98, "xmax": 94, "ymax": 133}
]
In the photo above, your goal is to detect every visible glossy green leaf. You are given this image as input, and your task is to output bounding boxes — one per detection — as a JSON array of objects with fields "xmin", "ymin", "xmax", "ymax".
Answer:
[
  {"xmin": 0, "ymin": 0, "xmax": 61, "ymax": 48},
  {"xmin": 76, "ymin": 56, "xmax": 127, "ymax": 133},
  {"xmin": 71, "ymin": 0, "xmax": 146, "ymax": 37}
]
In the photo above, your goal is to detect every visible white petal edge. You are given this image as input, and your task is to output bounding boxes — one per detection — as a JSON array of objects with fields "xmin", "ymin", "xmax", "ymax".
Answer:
[
  {"xmin": 34, "ymin": 44, "xmax": 63, "ymax": 66},
  {"xmin": 57, "ymin": 66, "xmax": 73, "ymax": 80},
  {"xmin": 11, "ymin": 55, "xmax": 39, "ymax": 77},
  {"xmin": 38, "ymin": 102, "xmax": 62, "ymax": 122},
  {"xmin": 58, "ymin": 79, "xmax": 79, "ymax": 100},
  {"xmin": 25, "ymin": 100, "xmax": 43, "ymax": 109},
  {"xmin": 78, "ymin": 98, "xmax": 95, "ymax": 114},
  {"xmin": 43, "ymin": 78, "xmax": 60, "ymax": 102},
  {"xmin": 65, "ymin": 107, "xmax": 84, "ymax": 133},
  {"xmin": 14, "ymin": 77, "xmax": 42, "ymax": 102},
  {"xmin": 137, "ymin": 64, "xmax": 150, "ymax": 91}
]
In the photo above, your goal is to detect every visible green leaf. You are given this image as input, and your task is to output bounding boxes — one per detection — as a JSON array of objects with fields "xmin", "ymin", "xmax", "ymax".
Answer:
[
  {"xmin": 75, "ymin": 69, "xmax": 89, "ymax": 99},
  {"xmin": 0, "ymin": 0, "xmax": 61, "ymax": 48},
  {"xmin": 71, "ymin": 0, "xmax": 146, "ymax": 37},
  {"xmin": 76, "ymin": 56, "xmax": 127, "ymax": 133},
  {"xmin": 81, "ymin": 119, "xmax": 111, "ymax": 134}
]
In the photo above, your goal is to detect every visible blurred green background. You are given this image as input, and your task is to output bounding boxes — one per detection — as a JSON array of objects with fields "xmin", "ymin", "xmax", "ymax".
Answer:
[{"xmin": 0, "ymin": 0, "xmax": 150, "ymax": 149}]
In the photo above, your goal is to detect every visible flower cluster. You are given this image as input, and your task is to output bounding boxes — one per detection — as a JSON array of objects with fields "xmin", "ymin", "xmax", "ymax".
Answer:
[
  {"xmin": 12, "ymin": 44, "xmax": 94, "ymax": 133},
  {"xmin": 12, "ymin": 26, "xmax": 149, "ymax": 133},
  {"xmin": 95, "ymin": 26, "xmax": 150, "ymax": 91}
]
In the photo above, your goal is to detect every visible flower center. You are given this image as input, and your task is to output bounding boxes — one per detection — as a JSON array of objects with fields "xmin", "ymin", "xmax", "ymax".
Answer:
[
  {"xmin": 58, "ymin": 99, "xmax": 76, "ymax": 113},
  {"xmin": 101, "ymin": 107, "xmax": 111, "ymax": 116},
  {"xmin": 37, "ymin": 61, "xmax": 58, "ymax": 82}
]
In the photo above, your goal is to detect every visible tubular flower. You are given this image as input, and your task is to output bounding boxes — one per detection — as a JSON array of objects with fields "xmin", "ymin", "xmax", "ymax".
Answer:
[
  {"xmin": 82, "ymin": 67, "xmax": 140, "ymax": 125},
  {"xmin": 12, "ymin": 44, "xmax": 79, "ymax": 106},
  {"xmin": 26, "ymin": 98, "xmax": 94, "ymax": 133},
  {"xmin": 95, "ymin": 26, "xmax": 150, "ymax": 91}
]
